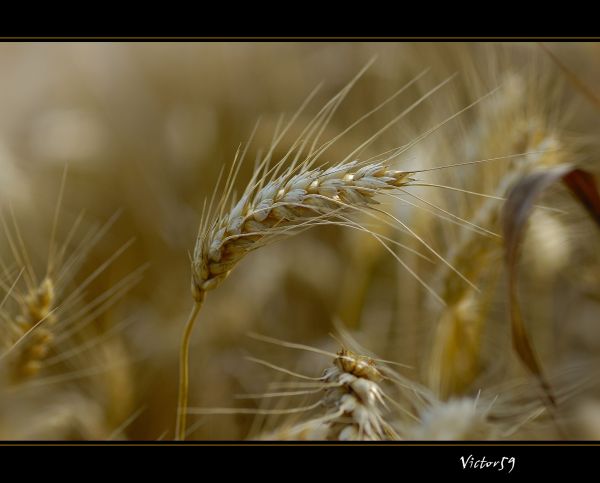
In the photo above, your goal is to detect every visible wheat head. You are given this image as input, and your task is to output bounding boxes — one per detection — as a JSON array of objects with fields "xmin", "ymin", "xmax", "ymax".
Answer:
[{"xmin": 192, "ymin": 162, "xmax": 413, "ymax": 302}]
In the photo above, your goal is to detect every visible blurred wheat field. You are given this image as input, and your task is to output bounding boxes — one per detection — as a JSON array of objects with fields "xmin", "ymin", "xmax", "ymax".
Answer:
[{"xmin": 1, "ymin": 42, "xmax": 600, "ymax": 440}]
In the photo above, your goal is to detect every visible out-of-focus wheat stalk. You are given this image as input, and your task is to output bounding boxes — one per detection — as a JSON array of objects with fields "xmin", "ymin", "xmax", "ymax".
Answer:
[{"xmin": 426, "ymin": 73, "xmax": 570, "ymax": 399}]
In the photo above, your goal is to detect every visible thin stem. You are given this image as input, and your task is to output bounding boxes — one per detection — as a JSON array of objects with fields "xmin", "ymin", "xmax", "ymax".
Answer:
[{"xmin": 175, "ymin": 299, "xmax": 204, "ymax": 441}]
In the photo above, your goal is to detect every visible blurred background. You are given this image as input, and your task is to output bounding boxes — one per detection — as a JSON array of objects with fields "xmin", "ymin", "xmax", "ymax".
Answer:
[{"xmin": 1, "ymin": 42, "xmax": 599, "ymax": 440}]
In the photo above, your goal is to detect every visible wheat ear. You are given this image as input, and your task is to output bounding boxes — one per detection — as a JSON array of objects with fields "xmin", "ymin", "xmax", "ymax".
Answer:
[
  {"xmin": 192, "ymin": 161, "xmax": 413, "ymax": 297},
  {"xmin": 8, "ymin": 278, "xmax": 57, "ymax": 382},
  {"xmin": 256, "ymin": 348, "xmax": 397, "ymax": 440},
  {"xmin": 188, "ymin": 341, "xmax": 402, "ymax": 441}
]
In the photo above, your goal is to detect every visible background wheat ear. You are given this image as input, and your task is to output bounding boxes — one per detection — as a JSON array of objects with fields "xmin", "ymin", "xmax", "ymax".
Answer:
[
  {"xmin": 188, "ymin": 332, "xmax": 421, "ymax": 441},
  {"xmin": 251, "ymin": 348, "xmax": 398, "ymax": 441},
  {"xmin": 0, "ymin": 166, "xmax": 144, "ymax": 439},
  {"xmin": 0, "ymin": 204, "xmax": 61, "ymax": 386},
  {"xmin": 8, "ymin": 277, "xmax": 57, "ymax": 383}
]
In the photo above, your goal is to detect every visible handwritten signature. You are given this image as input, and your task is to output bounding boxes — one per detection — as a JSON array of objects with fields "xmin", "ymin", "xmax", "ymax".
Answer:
[{"xmin": 460, "ymin": 455, "xmax": 516, "ymax": 473}]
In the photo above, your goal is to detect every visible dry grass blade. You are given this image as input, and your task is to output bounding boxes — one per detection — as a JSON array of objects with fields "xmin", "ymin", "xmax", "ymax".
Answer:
[{"xmin": 502, "ymin": 165, "xmax": 572, "ymax": 405}]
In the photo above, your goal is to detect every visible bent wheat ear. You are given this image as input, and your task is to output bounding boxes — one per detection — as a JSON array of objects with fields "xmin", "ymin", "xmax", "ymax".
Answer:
[{"xmin": 191, "ymin": 161, "xmax": 413, "ymax": 301}]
